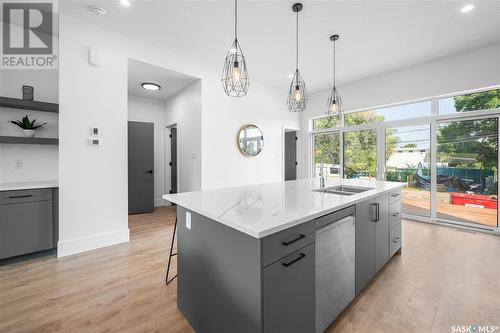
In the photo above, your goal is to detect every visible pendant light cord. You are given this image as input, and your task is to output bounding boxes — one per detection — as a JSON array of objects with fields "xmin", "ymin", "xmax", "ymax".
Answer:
[
  {"xmin": 333, "ymin": 40, "xmax": 336, "ymax": 88},
  {"xmin": 234, "ymin": 0, "xmax": 238, "ymax": 40},
  {"xmin": 296, "ymin": 10, "xmax": 299, "ymax": 73}
]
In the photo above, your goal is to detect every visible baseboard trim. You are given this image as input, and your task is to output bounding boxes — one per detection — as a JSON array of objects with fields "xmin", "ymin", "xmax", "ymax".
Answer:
[
  {"xmin": 57, "ymin": 228, "xmax": 130, "ymax": 257},
  {"xmin": 155, "ymin": 198, "xmax": 169, "ymax": 207}
]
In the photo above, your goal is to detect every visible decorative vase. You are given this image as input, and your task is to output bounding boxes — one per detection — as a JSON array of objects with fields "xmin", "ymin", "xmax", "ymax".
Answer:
[{"xmin": 23, "ymin": 129, "xmax": 36, "ymax": 138}]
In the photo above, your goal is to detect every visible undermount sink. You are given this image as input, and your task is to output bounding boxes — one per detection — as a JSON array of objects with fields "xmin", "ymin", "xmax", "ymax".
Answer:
[{"xmin": 313, "ymin": 185, "xmax": 373, "ymax": 196}]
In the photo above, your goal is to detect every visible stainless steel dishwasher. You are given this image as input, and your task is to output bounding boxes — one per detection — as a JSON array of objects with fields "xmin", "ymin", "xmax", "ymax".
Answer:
[{"xmin": 315, "ymin": 206, "xmax": 356, "ymax": 333}]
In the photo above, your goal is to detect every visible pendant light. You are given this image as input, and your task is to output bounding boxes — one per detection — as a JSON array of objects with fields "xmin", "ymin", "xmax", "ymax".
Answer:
[
  {"xmin": 326, "ymin": 34, "xmax": 343, "ymax": 116},
  {"xmin": 221, "ymin": 0, "xmax": 249, "ymax": 97},
  {"xmin": 287, "ymin": 3, "xmax": 308, "ymax": 112}
]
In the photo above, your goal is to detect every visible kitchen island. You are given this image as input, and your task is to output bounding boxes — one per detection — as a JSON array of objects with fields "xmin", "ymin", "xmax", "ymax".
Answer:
[{"xmin": 163, "ymin": 178, "xmax": 404, "ymax": 333}]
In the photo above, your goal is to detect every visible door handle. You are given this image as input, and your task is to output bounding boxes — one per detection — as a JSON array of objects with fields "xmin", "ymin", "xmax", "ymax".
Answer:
[
  {"xmin": 392, "ymin": 212, "xmax": 400, "ymax": 217},
  {"xmin": 282, "ymin": 253, "xmax": 306, "ymax": 267},
  {"xmin": 145, "ymin": 170, "xmax": 154, "ymax": 174},
  {"xmin": 9, "ymin": 194, "xmax": 33, "ymax": 199},
  {"xmin": 371, "ymin": 203, "xmax": 379, "ymax": 222}
]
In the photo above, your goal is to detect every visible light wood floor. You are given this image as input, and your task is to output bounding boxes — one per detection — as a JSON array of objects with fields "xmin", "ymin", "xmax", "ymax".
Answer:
[{"xmin": 1, "ymin": 206, "xmax": 499, "ymax": 333}]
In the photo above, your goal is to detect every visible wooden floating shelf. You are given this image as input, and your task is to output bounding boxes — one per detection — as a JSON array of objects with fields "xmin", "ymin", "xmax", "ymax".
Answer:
[
  {"xmin": 0, "ymin": 96, "xmax": 59, "ymax": 113},
  {"xmin": 0, "ymin": 136, "xmax": 58, "ymax": 145}
]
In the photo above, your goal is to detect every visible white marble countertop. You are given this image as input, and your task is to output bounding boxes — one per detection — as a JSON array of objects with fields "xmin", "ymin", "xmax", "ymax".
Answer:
[
  {"xmin": 163, "ymin": 178, "xmax": 404, "ymax": 238},
  {"xmin": 0, "ymin": 180, "xmax": 58, "ymax": 191}
]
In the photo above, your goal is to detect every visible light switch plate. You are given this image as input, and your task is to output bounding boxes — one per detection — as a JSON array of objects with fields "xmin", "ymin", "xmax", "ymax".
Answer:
[
  {"xmin": 88, "ymin": 48, "xmax": 102, "ymax": 67},
  {"xmin": 186, "ymin": 211, "xmax": 191, "ymax": 230},
  {"xmin": 90, "ymin": 138, "xmax": 101, "ymax": 147},
  {"xmin": 90, "ymin": 127, "xmax": 99, "ymax": 136}
]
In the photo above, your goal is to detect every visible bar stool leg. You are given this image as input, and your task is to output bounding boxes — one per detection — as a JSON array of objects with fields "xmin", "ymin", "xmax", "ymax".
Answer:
[{"xmin": 166, "ymin": 217, "xmax": 177, "ymax": 285}]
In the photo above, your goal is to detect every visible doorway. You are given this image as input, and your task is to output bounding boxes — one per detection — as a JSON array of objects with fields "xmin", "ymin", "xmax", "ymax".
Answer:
[
  {"xmin": 165, "ymin": 125, "xmax": 178, "ymax": 197},
  {"xmin": 284, "ymin": 131, "xmax": 297, "ymax": 181}
]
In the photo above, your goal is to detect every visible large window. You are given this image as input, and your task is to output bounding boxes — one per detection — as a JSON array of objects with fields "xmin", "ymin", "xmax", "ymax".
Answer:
[
  {"xmin": 385, "ymin": 125, "xmax": 431, "ymax": 217},
  {"xmin": 344, "ymin": 129, "xmax": 376, "ymax": 179},
  {"xmin": 310, "ymin": 87, "xmax": 500, "ymax": 232},
  {"xmin": 313, "ymin": 133, "xmax": 340, "ymax": 178}
]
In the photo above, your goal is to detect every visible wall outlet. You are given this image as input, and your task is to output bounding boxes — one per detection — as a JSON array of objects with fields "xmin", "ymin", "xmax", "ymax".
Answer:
[
  {"xmin": 186, "ymin": 211, "xmax": 191, "ymax": 230},
  {"xmin": 15, "ymin": 160, "xmax": 22, "ymax": 169}
]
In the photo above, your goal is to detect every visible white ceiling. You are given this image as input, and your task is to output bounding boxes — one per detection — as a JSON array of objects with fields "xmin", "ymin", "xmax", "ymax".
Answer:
[
  {"xmin": 62, "ymin": 0, "xmax": 500, "ymax": 94},
  {"xmin": 128, "ymin": 59, "xmax": 197, "ymax": 100}
]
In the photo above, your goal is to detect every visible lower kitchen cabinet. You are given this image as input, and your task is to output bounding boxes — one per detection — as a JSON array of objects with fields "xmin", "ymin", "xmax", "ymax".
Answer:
[
  {"xmin": 355, "ymin": 192, "xmax": 392, "ymax": 295},
  {"xmin": 263, "ymin": 243, "xmax": 315, "ymax": 333},
  {"xmin": 0, "ymin": 188, "xmax": 58, "ymax": 259}
]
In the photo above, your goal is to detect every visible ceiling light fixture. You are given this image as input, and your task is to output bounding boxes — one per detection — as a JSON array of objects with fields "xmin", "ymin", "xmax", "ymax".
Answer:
[
  {"xmin": 221, "ymin": 0, "xmax": 249, "ymax": 97},
  {"xmin": 141, "ymin": 83, "xmax": 161, "ymax": 91},
  {"xmin": 326, "ymin": 34, "xmax": 343, "ymax": 116},
  {"xmin": 287, "ymin": 3, "xmax": 308, "ymax": 112},
  {"xmin": 90, "ymin": 6, "xmax": 106, "ymax": 16},
  {"xmin": 120, "ymin": 0, "xmax": 130, "ymax": 7},
  {"xmin": 461, "ymin": 4, "xmax": 475, "ymax": 12}
]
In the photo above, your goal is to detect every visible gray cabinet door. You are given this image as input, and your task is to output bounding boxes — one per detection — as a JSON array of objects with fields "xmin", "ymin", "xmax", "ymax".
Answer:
[
  {"xmin": 374, "ymin": 193, "xmax": 389, "ymax": 273},
  {"xmin": 0, "ymin": 201, "xmax": 53, "ymax": 259},
  {"xmin": 355, "ymin": 198, "xmax": 375, "ymax": 295},
  {"xmin": 263, "ymin": 243, "xmax": 315, "ymax": 333}
]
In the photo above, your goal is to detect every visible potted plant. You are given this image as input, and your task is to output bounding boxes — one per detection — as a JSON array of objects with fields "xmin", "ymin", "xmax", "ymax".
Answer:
[{"xmin": 10, "ymin": 115, "xmax": 47, "ymax": 138}]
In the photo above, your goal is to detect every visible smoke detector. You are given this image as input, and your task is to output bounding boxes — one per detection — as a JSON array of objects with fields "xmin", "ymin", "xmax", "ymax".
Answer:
[{"xmin": 90, "ymin": 6, "xmax": 106, "ymax": 16}]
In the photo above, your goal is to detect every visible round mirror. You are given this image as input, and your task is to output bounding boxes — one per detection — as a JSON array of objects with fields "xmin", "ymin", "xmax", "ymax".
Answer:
[{"xmin": 238, "ymin": 124, "xmax": 264, "ymax": 157}]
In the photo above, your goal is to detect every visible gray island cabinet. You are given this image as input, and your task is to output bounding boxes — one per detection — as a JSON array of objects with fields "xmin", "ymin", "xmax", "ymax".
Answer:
[{"xmin": 165, "ymin": 178, "xmax": 403, "ymax": 333}]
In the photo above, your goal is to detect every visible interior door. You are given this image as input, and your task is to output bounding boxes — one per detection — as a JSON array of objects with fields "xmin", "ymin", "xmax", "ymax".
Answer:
[
  {"xmin": 128, "ymin": 121, "xmax": 154, "ymax": 214},
  {"xmin": 284, "ymin": 131, "xmax": 297, "ymax": 181},
  {"xmin": 170, "ymin": 127, "xmax": 178, "ymax": 194}
]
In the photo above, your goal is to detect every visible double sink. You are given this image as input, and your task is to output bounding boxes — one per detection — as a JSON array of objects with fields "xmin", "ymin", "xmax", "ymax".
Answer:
[{"xmin": 313, "ymin": 185, "xmax": 373, "ymax": 196}]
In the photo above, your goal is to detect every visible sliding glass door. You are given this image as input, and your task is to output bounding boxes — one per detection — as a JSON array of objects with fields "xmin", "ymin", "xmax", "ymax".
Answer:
[
  {"xmin": 385, "ymin": 125, "xmax": 431, "ymax": 217},
  {"xmin": 436, "ymin": 117, "xmax": 498, "ymax": 228}
]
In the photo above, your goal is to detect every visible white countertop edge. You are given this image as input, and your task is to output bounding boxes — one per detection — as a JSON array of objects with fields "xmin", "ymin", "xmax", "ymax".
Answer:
[
  {"xmin": 0, "ymin": 181, "xmax": 59, "ymax": 191},
  {"xmin": 163, "ymin": 181, "xmax": 404, "ymax": 238}
]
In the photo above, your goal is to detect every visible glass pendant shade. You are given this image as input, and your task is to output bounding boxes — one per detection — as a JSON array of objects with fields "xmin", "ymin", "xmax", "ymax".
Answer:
[
  {"xmin": 222, "ymin": 39, "xmax": 249, "ymax": 97},
  {"xmin": 326, "ymin": 86, "xmax": 343, "ymax": 115},
  {"xmin": 287, "ymin": 69, "xmax": 308, "ymax": 112}
]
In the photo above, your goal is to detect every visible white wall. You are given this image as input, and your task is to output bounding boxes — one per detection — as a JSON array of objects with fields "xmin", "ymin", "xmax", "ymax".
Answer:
[
  {"xmin": 58, "ymin": 15, "xmax": 299, "ymax": 256},
  {"xmin": 0, "ymin": 69, "xmax": 58, "ymax": 183},
  {"xmin": 165, "ymin": 80, "xmax": 202, "ymax": 193},
  {"xmin": 300, "ymin": 43, "xmax": 500, "ymax": 179},
  {"xmin": 128, "ymin": 95, "xmax": 166, "ymax": 207}
]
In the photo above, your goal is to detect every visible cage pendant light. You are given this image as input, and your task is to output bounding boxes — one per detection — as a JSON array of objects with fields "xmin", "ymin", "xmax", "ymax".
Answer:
[
  {"xmin": 326, "ymin": 34, "xmax": 343, "ymax": 116},
  {"xmin": 287, "ymin": 3, "xmax": 308, "ymax": 112},
  {"xmin": 221, "ymin": 0, "xmax": 249, "ymax": 97}
]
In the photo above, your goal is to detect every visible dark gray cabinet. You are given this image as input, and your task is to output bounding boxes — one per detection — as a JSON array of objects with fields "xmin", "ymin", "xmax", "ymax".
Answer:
[
  {"xmin": 263, "ymin": 244, "xmax": 315, "ymax": 333},
  {"xmin": 0, "ymin": 188, "xmax": 58, "ymax": 259},
  {"xmin": 355, "ymin": 193, "xmax": 389, "ymax": 295}
]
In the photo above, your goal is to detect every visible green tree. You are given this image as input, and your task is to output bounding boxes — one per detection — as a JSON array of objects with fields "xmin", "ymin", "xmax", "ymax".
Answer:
[{"xmin": 402, "ymin": 143, "xmax": 417, "ymax": 148}]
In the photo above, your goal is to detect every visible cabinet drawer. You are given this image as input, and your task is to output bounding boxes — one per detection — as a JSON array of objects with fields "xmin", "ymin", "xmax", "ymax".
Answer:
[
  {"xmin": 389, "ymin": 201, "xmax": 402, "ymax": 230},
  {"xmin": 0, "ymin": 189, "xmax": 52, "ymax": 205},
  {"xmin": 263, "ymin": 243, "xmax": 315, "ymax": 333},
  {"xmin": 388, "ymin": 188, "xmax": 401, "ymax": 204},
  {"xmin": 0, "ymin": 200, "xmax": 54, "ymax": 259},
  {"xmin": 262, "ymin": 221, "xmax": 314, "ymax": 267},
  {"xmin": 389, "ymin": 224, "xmax": 402, "ymax": 258}
]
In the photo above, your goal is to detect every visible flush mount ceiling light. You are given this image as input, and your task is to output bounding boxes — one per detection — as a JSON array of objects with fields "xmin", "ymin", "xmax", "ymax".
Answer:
[
  {"xmin": 120, "ymin": 0, "xmax": 130, "ymax": 6},
  {"xmin": 461, "ymin": 4, "xmax": 475, "ymax": 12},
  {"xmin": 221, "ymin": 0, "xmax": 249, "ymax": 97},
  {"xmin": 141, "ymin": 83, "xmax": 161, "ymax": 91},
  {"xmin": 287, "ymin": 3, "xmax": 308, "ymax": 112},
  {"xmin": 90, "ymin": 6, "xmax": 106, "ymax": 16},
  {"xmin": 326, "ymin": 34, "xmax": 343, "ymax": 116}
]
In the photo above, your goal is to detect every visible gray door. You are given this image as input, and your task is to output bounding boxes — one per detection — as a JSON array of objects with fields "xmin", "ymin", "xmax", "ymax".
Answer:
[
  {"xmin": 128, "ymin": 121, "xmax": 154, "ymax": 214},
  {"xmin": 284, "ymin": 131, "xmax": 297, "ymax": 181},
  {"xmin": 170, "ymin": 127, "xmax": 177, "ymax": 194},
  {"xmin": 374, "ymin": 193, "xmax": 389, "ymax": 273}
]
